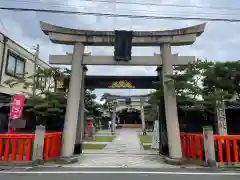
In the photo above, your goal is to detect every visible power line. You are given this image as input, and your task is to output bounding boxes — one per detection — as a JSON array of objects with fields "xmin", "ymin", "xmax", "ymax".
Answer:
[
  {"xmin": 4, "ymin": 0, "xmax": 240, "ymax": 17},
  {"xmin": 1, "ymin": 7, "xmax": 240, "ymax": 22},
  {"xmin": 5, "ymin": 0, "xmax": 240, "ymax": 11},
  {"xmin": 83, "ymin": 0, "xmax": 240, "ymax": 11}
]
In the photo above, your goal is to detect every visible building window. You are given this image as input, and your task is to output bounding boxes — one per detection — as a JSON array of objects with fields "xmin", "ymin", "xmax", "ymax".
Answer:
[{"xmin": 5, "ymin": 50, "xmax": 25, "ymax": 78}]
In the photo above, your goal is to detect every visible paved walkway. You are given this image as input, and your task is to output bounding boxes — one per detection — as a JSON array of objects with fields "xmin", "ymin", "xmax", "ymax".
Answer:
[
  {"xmin": 95, "ymin": 129, "xmax": 119, "ymax": 136},
  {"xmin": 103, "ymin": 128, "xmax": 143, "ymax": 153},
  {"xmin": 83, "ymin": 142, "xmax": 110, "ymax": 144},
  {"xmin": 66, "ymin": 128, "xmax": 176, "ymax": 168},
  {"xmin": 69, "ymin": 153, "xmax": 177, "ymax": 168}
]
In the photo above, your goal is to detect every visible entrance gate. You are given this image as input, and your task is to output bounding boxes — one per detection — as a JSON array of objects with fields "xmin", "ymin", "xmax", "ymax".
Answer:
[
  {"xmin": 101, "ymin": 94, "xmax": 149, "ymax": 130},
  {"xmin": 40, "ymin": 21, "xmax": 206, "ymax": 160}
]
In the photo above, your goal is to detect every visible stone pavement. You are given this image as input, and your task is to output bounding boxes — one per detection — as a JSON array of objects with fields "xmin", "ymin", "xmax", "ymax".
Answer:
[
  {"xmin": 103, "ymin": 128, "xmax": 144, "ymax": 153},
  {"xmin": 66, "ymin": 128, "xmax": 176, "ymax": 168},
  {"xmin": 95, "ymin": 129, "xmax": 119, "ymax": 136},
  {"xmin": 83, "ymin": 142, "xmax": 110, "ymax": 144},
  {"xmin": 68, "ymin": 154, "xmax": 176, "ymax": 168}
]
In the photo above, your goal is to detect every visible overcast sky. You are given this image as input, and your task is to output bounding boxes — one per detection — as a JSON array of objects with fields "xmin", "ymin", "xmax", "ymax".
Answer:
[{"xmin": 1, "ymin": 0, "xmax": 240, "ymax": 103}]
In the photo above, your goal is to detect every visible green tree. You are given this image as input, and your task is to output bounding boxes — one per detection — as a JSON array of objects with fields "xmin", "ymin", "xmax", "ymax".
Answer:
[
  {"xmin": 148, "ymin": 59, "xmax": 205, "ymax": 106},
  {"xmin": 146, "ymin": 60, "xmax": 240, "ymax": 119},
  {"xmin": 85, "ymin": 88, "xmax": 103, "ymax": 116},
  {"xmin": 4, "ymin": 67, "xmax": 70, "ymax": 124},
  {"xmin": 202, "ymin": 61, "xmax": 240, "ymax": 102},
  {"xmin": 5, "ymin": 67, "xmax": 103, "ymax": 125},
  {"xmin": 5, "ymin": 67, "xmax": 70, "ymax": 96}
]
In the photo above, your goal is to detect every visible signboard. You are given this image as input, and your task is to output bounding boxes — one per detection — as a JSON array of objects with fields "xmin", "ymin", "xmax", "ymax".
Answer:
[
  {"xmin": 216, "ymin": 100, "xmax": 227, "ymax": 135},
  {"xmin": 64, "ymin": 75, "xmax": 158, "ymax": 89},
  {"xmin": 114, "ymin": 30, "xmax": 132, "ymax": 61},
  {"xmin": 109, "ymin": 80, "xmax": 135, "ymax": 88},
  {"xmin": 8, "ymin": 94, "xmax": 25, "ymax": 133},
  {"xmin": 151, "ymin": 120, "xmax": 159, "ymax": 149}
]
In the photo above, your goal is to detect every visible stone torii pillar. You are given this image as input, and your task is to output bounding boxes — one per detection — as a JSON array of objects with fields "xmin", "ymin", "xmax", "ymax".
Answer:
[
  {"xmin": 61, "ymin": 43, "xmax": 85, "ymax": 158},
  {"xmin": 109, "ymin": 100, "xmax": 117, "ymax": 133},
  {"xmin": 112, "ymin": 110, "xmax": 116, "ymax": 132},
  {"xmin": 156, "ymin": 67, "xmax": 168, "ymax": 155},
  {"xmin": 75, "ymin": 66, "xmax": 87, "ymax": 154},
  {"xmin": 140, "ymin": 98, "xmax": 146, "ymax": 131},
  {"xmin": 140, "ymin": 106, "xmax": 146, "ymax": 131},
  {"xmin": 160, "ymin": 44, "xmax": 182, "ymax": 159}
]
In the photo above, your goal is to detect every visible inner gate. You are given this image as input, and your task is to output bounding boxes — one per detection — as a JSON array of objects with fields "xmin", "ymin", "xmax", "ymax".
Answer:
[{"xmin": 56, "ymin": 75, "xmax": 153, "ymax": 129}]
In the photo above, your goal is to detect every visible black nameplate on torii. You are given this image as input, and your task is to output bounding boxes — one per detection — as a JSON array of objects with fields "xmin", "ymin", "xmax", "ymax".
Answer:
[
  {"xmin": 57, "ymin": 76, "xmax": 159, "ymax": 90},
  {"xmin": 114, "ymin": 30, "xmax": 133, "ymax": 61}
]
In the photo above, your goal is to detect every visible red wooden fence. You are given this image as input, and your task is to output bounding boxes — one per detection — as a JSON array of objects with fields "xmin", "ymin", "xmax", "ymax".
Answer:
[
  {"xmin": 214, "ymin": 135, "xmax": 240, "ymax": 164},
  {"xmin": 1, "ymin": 131, "xmax": 240, "ymax": 165},
  {"xmin": 180, "ymin": 133, "xmax": 204, "ymax": 161},
  {"xmin": 0, "ymin": 132, "xmax": 62, "ymax": 161},
  {"xmin": 181, "ymin": 133, "xmax": 240, "ymax": 165}
]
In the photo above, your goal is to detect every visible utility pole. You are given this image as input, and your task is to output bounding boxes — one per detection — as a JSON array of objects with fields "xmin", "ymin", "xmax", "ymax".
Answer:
[{"xmin": 32, "ymin": 44, "xmax": 40, "ymax": 96}]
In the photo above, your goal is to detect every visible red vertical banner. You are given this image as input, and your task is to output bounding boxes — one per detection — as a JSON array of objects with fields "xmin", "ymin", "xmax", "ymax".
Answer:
[{"xmin": 8, "ymin": 94, "xmax": 25, "ymax": 133}]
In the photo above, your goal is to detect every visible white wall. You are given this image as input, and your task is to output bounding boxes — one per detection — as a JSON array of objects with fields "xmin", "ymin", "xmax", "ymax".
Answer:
[{"xmin": 0, "ymin": 33, "xmax": 51, "ymax": 96}]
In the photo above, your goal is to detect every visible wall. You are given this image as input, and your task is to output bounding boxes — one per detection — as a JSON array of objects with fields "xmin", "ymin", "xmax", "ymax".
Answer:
[{"xmin": 0, "ymin": 33, "xmax": 51, "ymax": 96}]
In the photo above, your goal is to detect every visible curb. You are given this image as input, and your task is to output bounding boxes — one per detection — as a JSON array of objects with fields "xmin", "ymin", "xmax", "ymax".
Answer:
[
  {"xmin": 54, "ymin": 156, "xmax": 79, "ymax": 164},
  {"xmin": 0, "ymin": 161, "xmax": 34, "ymax": 167},
  {"xmin": 0, "ymin": 156, "xmax": 79, "ymax": 167},
  {"xmin": 0, "ymin": 159, "xmax": 50, "ymax": 167},
  {"xmin": 164, "ymin": 157, "xmax": 187, "ymax": 165},
  {"xmin": 164, "ymin": 157, "xmax": 240, "ymax": 171}
]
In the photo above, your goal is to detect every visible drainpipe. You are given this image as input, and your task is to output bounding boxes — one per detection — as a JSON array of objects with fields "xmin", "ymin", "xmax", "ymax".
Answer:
[{"xmin": 0, "ymin": 36, "xmax": 8, "ymax": 85}]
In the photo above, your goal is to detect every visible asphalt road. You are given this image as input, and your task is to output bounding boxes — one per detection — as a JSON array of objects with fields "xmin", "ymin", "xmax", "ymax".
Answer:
[
  {"xmin": 0, "ymin": 173, "xmax": 239, "ymax": 180},
  {"xmin": 0, "ymin": 167, "xmax": 239, "ymax": 180}
]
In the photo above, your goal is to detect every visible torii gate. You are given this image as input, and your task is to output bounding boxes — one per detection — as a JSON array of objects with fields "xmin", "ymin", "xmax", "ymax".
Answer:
[
  {"xmin": 40, "ymin": 21, "xmax": 206, "ymax": 161},
  {"xmin": 102, "ymin": 94, "xmax": 149, "ymax": 131}
]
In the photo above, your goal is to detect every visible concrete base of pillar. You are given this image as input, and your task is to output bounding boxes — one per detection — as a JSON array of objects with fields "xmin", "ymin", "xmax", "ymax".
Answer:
[
  {"xmin": 56, "ymin": 156, "xmax": 79, "ymax": 164},
  {"xmin": 205, "ymin": 160, "xmax": 216, "ymax": 167},
  {"xmin": 164, "ymin": 157, "xmax": 186, "ymax": 165},
  {"xmin": 32, "ymin": 159, "xmax": 45, "ymax": 166},
  {"xmin": 74, "ymin": 143, "xmax": 83, "ymax": 155},
  {"xmin": 160, "ymin": 144, "xmax": 169, "ymax": 155}
]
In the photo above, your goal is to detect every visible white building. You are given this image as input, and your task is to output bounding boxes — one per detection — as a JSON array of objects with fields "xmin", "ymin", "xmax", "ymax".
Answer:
[{"xmin": 0, "ymin": 32, "xmax": 50, "ymax": 100}]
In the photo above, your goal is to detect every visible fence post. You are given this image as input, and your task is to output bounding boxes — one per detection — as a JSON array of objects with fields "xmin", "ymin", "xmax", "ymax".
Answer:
[
  {"xmin": 32, "ymin": 125, "xmax": 46, "ymax": 164},
  {"xmin": 203, "ymin": 126, "xmax": 216, "ymax": 167}
]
